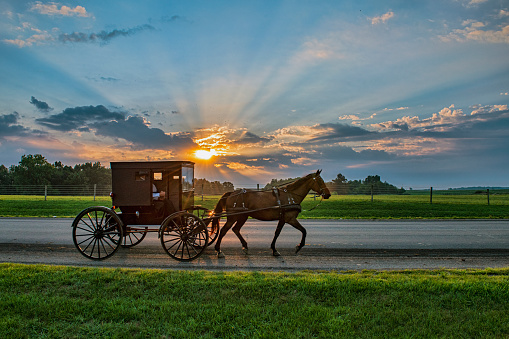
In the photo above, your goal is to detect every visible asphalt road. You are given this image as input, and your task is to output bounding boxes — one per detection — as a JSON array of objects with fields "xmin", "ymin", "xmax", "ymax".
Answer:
[{"xmin": 1, "ymin": 218, "xmax": 508, "ymax": 271}]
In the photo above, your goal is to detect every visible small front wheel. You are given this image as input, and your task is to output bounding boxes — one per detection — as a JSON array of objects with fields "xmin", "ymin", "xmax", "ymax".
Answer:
[
  {"xmin": 72, "ymin": 206, "xmax": 123, "ymax": 260},
  {"xmin": 188, "ymin": 206, "xmax": 219, "ymax": 246},
  {"xmin": 160, "ymin": 212, "xmax": 209, "ymax": 261}
]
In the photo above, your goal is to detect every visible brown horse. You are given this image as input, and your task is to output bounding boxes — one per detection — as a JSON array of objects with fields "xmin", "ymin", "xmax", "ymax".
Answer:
[{"xmin": 212, "ymin": 170, "xmax": 331, "ymax": 258}]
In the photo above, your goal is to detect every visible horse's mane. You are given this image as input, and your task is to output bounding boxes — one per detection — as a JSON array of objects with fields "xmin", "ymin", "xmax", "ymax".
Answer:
[{"xmin": 281, "ymin": 173, "xmax": 313, "ymax": 191}]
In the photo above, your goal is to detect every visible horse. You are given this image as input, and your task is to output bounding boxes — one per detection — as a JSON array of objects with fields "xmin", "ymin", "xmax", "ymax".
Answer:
[{"xmin": 211, "ymin": 170, "xmax": 331, "ymax": 258}]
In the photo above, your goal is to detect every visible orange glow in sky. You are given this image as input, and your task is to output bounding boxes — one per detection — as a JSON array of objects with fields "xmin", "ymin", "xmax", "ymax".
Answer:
[{"xmin": 194, "ymin": 149, "xmax": 217, "ymax": 160}]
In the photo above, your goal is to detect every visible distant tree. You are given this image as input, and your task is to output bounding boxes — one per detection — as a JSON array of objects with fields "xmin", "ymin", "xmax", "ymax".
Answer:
[
  {"xmin": 329, "ymin": 173, "xmax": 348, "ymax": 194},
  {"xmin": 222, "ymin": 181, "xmax": 234, "ymax": 192},
  {"xmin": 195, "ymin": 178, "xmax": 235, "ymax": 194},
  {"xmin": 73, "ymin": 162, "xmax": 111, "ymax": 187},
  {"xmin": 51, "ymin": 161, "xmax": 76, "ymax": 185},
  {"xmin": 0, "ymin": 165, "xmax": 12, "ymax": 185},
  {"xmin": 263, "ymin": 177, "xmax": 299, "ymax": 190},
  {"xmin": 360, "ymin": 175, "xmax": 405, "ymax": 195},
  {"xmin": 325, "ymin": 172, "xmax": 405, "ymax": 195},
  {"xmin": 11, "ymin": 154, "xmax": 53, "ymax": 186}
]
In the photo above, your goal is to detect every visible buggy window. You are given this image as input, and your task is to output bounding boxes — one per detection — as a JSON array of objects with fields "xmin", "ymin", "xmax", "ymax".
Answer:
[
  {"xmin": 153, "ymin": 172, "xmax": 163, "ymax": 181},
  {"xmin": 135, "ymin": 171, "xmax": 148, "ymax": 181},
  {"xmin": 182, "ymin": 166, "xmax": 194, "ymax": 192}
]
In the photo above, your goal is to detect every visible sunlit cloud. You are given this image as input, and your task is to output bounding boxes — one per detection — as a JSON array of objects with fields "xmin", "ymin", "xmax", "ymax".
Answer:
[
  {"xmin": 30, "ymin": 2, "xmax": 91, "ymax": 17},
  {"xmin": 441, "ymin": 21, "xmax": 509, "ymax": 44},
  {"xmin": 371, "ymin": 105, "xmax": 466, "ymax": 131},
  {"xmin": 293, "ymin": 36, "xmax": 347, "ymax": 63},
  {"xmin": 367, "ymin": 137, "xmax": 454, "ymax": 156},
  {"xmin": 3, "ymin": 33, "xmax": 52, "ymax": 48},
  {"xmin": 372, "ymin": 104, "xmax": 509, "ymax": 132},
  {"xmin": 370, "ymin": 11, "xmax": 394, "ymax": 25}
]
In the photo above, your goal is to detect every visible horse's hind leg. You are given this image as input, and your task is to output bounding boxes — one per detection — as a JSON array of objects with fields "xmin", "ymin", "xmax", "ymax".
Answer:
[
  {"xmin": 287, "ymin": 218, "xmax": 307, "ymax": 254},
  {"xmin": 270, "ymin": 219, "xmax": 285, "ymax": 256},
  {"xmin": 214, "ymin": 217, "xmax": 236, "ymax": 258},
  {"xmin": 232, "ymin": 215, "xmax": 249, "ymax": 254}
]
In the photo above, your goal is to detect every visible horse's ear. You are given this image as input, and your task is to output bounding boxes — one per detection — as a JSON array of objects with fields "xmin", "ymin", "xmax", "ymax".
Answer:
[{"xmin": 316, "ymin": 169, "xmax": 322, "ymax": 175}]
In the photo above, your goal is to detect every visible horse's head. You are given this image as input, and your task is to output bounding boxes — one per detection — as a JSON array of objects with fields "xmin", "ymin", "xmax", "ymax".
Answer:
[{"xmin": 311, "ymin": 170, "xmax": 331, "ymax": 199}]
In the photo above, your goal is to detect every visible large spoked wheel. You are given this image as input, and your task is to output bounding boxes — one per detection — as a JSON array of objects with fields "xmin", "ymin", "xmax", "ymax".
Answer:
[
  {"xmin": 72, "ymin": 206, "xmax": 123, "ymax": 260},
  {"xmin": 188, "ymin": 206, "xmax": 219, "ymax": 246},
  {"xmin": 122, "ymin": 227, "xmax": 148, "ymax": 248},
  {"xmin": 160, "ymin": 212, "xmax": 209, "ymax": 261}
]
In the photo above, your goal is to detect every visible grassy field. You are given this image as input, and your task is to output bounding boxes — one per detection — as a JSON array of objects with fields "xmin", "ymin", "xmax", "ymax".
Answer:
[
  {"xmin": 1, "ymin": 263, "xmax": 507, "ymax": 338},
  {"xmin": 1, "ymin": 193, "xmax": 508, "ymax": 219}
]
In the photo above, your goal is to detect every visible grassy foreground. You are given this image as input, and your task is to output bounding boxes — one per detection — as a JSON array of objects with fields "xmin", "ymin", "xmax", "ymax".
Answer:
[
  {"xmin": 1, "ymin": 264, "xmax": 507, "ymax": 338},
  {"xmin": 1, "ymin": 194, "xmax": 508, "ymax": 218}
]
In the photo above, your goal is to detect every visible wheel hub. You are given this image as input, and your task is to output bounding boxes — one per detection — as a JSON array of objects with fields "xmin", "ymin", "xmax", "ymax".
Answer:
[{"xmin": 94, "ymin": 229, "xmax": 104, "ymax": 239}]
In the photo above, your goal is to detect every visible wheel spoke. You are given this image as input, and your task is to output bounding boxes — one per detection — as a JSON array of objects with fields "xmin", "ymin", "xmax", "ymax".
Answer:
[
  {"xmin": 164, "ymin": 237, "xmax": 183, "ymax": 251},
  {"xmin": 160, "ymin": 212, "xmax": 208, "ymax": 261},
  {"xmin": 72, "ymin": 207, "xmax": 123, "ymax": 260},
  {"xmin": 77, "ymin": 234, "xmax": 95, "ymax": 245}
]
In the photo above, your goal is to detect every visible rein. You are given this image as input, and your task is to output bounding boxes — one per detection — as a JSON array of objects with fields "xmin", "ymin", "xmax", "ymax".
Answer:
[{"xmin": 304, "ymin": 195, "xmax": 324, "ymax": 212}]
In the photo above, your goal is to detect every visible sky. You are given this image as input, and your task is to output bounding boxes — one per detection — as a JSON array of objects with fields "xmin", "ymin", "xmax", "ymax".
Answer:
[{"xmin": 1, "ymin": 0, "xmax": 508, "ymax": 189}]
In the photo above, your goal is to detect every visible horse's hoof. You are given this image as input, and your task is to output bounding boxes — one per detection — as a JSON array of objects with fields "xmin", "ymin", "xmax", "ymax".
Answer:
[
  {"xmin": 242, "ymin": 247, "xmax": 248, "ymax": 255},
  {"xmin": 295, "ymin": 245, "xmax": 303, "ymax": 254},
  {"xmin": 272, "ymin": 250, "xmax": 281, "ymax": 257},
  {"xmin": 217, "ymin": 251, "xmax": 225, "ymax": 259}
]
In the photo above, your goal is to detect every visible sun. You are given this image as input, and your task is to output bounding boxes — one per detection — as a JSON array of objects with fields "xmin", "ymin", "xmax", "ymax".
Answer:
[{"xmin": 194, "ymin": 149, "xmax": 217, "ymax": 160}]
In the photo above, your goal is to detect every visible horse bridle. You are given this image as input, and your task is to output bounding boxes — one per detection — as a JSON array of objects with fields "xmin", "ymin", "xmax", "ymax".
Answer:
[{"xmin": 312, "ymin": 174, "xmax": 328, "ymax": 197}]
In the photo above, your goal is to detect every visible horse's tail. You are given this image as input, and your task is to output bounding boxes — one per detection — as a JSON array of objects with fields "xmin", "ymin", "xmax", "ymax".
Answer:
[{"xmin": 212, "ymin": 191, "xmax": 232, "ymax": 231}]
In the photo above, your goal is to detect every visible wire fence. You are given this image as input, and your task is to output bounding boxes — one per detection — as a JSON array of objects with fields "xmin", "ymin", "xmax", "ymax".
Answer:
[
  {"xmin": 2, "ymin": 184, "xmax": 508, "ymax": 201},
  {"xmin": 0, "ymin": 185, "xmax": 111, "ymax": 198}
]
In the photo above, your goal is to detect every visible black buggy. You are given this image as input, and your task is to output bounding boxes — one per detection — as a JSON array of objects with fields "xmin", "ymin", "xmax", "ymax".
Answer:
[{"xmin": 72, "ymin": 161, "xmax": 218, "ymax": 261}]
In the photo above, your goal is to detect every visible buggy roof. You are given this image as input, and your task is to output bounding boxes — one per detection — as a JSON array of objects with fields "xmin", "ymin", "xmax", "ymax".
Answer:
[{"xmin": 110, "ymin": 161, "xmax": 194, "ymax": 170}]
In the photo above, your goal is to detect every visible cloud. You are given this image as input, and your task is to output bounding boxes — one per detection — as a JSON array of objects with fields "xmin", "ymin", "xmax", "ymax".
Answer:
[
  {"xmin": 370, "ymin": 11, "xmax": 394, "ymax": 25},
  {"xmin": 294, "ymin": 36, "xmax": 347, "ymax": 63},
  {"xmin": 3, "ymin": 33, "xmax": 52, "ymax": 48},
  {"xmin": 34, "ymin": 105, "xmax": 195, "ymax": 151},
  {"xmin": 29, "ymin": 96, "xmax": 52, "ymax": 112},
  {"xmin": 30, "ymin": 2, "xmax": 91, "ymax": 17},
  {"xmin": 0, "ymin": 112, "xmax": 31, "ymax": 138},
  {"xmin": 92, "ymin": 116, "xmax": 195, "ymax": 150},
  {"xmin": 371, "ymin": 105, "xmax": 467, "ymax": 132},
  {"xmin": 59, "ymin": 24, "xmax": 156, "ymax": 44},
  {"xmin": 465, "ymin": 0, "xmax": 488, "ymax": 7},
  {"xmin": 232, "ymin": 131, "xmax": 272, "ymax": 145},
  {"xmin": 339, "ymin": 113, "xmax": 378, "ymax": 121},
  {"xmin": 36, "ymin": 105, "xmax": 125, "ymax": 132},
  {"xmin": 273, "ymin": 123, "xmax": 374, "ymax": 145},
  {"xmin": 441, "ymin": 20, "xmax": 509, "ymax": 44}
]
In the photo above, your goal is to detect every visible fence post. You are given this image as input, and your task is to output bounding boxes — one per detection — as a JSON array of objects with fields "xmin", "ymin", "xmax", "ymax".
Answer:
[
  {"xmin": 371, "ymin": 184, "xmax": 374, "ymax": 202},
  {"xmin": 430, "ymin": 187, "xmax": 433, "ymax": 204},
  {"xmin": 44, "ymin": 185, "xmax": 47, "ymax": 201},
  {"xmin": 257, "ymin": 184, "xmax": 260, "ymax": 191},
  {"xmin": 94, "ymin": 184, "xmax": 97, "ymax": 201},
  {"xmin": 202, "ymin": 184, "xmax": 204, "ymax": 201},
  {"xmin": 487, "ymin": 188, "xmax": 490, "ymax": 205}
]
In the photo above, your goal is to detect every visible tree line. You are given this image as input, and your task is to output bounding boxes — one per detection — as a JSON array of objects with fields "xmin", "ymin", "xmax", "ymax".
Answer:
[
  {"xmin": 0, "ymin": 154, "xmax": 236, "ymax": 195},
  {"xmin": 262, "ymin": 174, "xmax": 404, "ymax": 195},
  {"xmin": 1, "ymin": 154, "xmax": 405, "ymax": 195},
  {"xmin": 0, "ymin": 154, "xmax": 111, "ymax": 188},
  {"xmin": 327, "ymin": 173, "xmax": 405, "ymax": 195}
]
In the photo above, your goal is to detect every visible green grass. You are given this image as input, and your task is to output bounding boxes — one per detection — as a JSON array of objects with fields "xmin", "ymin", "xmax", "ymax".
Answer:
[
  {"xmin": 0, "ymin": 264, "xmax": 507, "ymax": 338},
  {"xmin": 1, "ymin": 194, "xmax": 508, "ymax": 219},
  {"xmin": 0, "ymin": 195, "xmax": 113, "ymax": 218}
]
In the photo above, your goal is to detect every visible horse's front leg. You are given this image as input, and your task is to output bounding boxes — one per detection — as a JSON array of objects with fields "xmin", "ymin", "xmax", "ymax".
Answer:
[
  {"xmin": 215, "ymin": 218, "xmax": 236, "ymax": 258},
  {"xmin": 288, "ymin": 218, "xmax": 307, "ymax": 253},
  {"xmin": 270, "ymin": 219, "xmax": 285, "ymax": 256}
]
